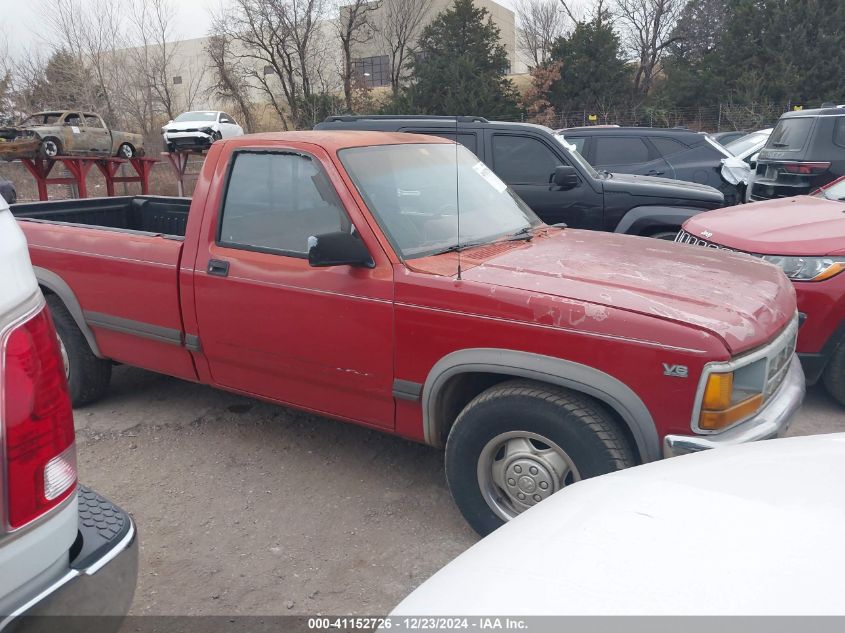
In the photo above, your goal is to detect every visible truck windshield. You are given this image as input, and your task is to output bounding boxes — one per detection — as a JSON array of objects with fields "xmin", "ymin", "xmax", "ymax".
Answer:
[
  {"xmin": 174, "ymin": 111, "xmax": 218, "ymax": 122},
  {"xmin": 340, "ymin": 143, "xmax": 542, "ymax": 260}
]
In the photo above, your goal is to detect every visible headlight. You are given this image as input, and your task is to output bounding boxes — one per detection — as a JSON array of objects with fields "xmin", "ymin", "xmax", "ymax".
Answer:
[
  {"xmin": 761, "ymin": 255, "xmax": 845, "ymax": 281},
  {"xmin": 161, "ymin": 127, "xmax": 168, "ymax": 134},
  {"xmin": 200, "ymin": 127, "xmax": 214, "ymax": 134},
  {"xmin": 699, "ymin": 359, "xmax": 766, "ymax": 430}
]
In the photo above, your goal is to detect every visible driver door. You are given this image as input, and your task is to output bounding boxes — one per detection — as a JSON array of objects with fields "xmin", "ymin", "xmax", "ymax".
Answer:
[{"xmin": 192, "ymin": 147, "xmax": 395, "ymax": 428}]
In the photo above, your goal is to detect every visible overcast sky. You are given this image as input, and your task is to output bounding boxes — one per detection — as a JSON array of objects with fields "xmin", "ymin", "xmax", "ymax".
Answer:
[{"xmin": 3, "ymin": 0, "xmax": 517, "ymax": 57}]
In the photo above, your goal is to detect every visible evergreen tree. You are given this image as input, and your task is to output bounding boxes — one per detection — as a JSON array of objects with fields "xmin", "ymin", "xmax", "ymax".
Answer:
[
  {"xmin": 406, "ymin": 0, "xmax": 520, "ymax": 118},
  {"xmin": 546, "ymin": 15, "xmax": 631, "ymax": 116}
]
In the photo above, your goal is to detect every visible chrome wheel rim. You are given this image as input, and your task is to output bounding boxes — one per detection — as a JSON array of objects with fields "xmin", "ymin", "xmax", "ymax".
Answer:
[
  {"xmin": 44, "ymin": 141, "xmax": 58, "ymax": 157},
  {"xmin": 477, "ymin": 431, "xmax": 580, "ymax": 521},
  {"xmin": 121, "ymin": 145, "xmax": 133, "ymax": 158}
]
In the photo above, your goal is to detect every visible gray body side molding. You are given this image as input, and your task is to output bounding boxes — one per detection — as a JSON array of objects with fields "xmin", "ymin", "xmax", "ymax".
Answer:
[
  {"xmin": 33, "ymin": 266, "xmax": 103, "ymax": 357},
  {"xmin": 422, "ymin": 348, "xmax": 661, "ymax": 463},
  {"xmin": 614, "ymin": 206, "xmax": 706, "ymax": 235}
]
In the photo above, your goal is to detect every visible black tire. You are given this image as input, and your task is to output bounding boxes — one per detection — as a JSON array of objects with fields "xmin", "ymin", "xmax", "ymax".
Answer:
[
  {"xmin": 445, "ymin": 379, "xmax": 636, "ymax": 536},
  {"xmin": 211, "ymin": 130, "xmax": 222, "ymax": 142},
  {"xmin": 46, "ymin": 294, "xmax": 112, "ymax": 406},
  {"xmin": 164, "ymin": 141, "xmax": 176, "ymax": 153},
  {"xmin": 117, "ymin": 143, "xmax": 135, "ymax": 159},
  {"xmin": 650, "ymin": 230, "xmax": 680, "ymax": 241},
  {"xmin": 822, "ymin": 342, "xmax": 845, "ymax": 407},
  {"xmin": 40, "ymin": 137, "xmax": 63, "ymax": 159}
]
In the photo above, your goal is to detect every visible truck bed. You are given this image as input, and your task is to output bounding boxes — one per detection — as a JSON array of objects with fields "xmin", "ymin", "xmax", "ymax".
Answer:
[{"xmin": 11, "ymin": 196, "xmax": 191, "ymax": 238}]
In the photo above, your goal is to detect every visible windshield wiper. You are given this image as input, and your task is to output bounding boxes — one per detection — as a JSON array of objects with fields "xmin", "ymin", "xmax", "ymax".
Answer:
[
  {"xmin": 506, "ymin": 226, "xmax": 534, "ymax": 241},
  {"xmin": 427, "ymin": 239, "xmax": 491, "ymax": 256}
]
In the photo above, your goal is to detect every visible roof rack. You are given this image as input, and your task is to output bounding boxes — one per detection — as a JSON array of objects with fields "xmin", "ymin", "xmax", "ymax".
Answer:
[{"xmin": 323, "ymin": 115, "xmax": 490, "ymax": 123}]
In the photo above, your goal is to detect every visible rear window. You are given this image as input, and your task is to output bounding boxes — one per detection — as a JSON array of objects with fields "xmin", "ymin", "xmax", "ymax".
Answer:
[{"xmin": 767, "ymin": 118, "xmax": 814, "ymax": 151}]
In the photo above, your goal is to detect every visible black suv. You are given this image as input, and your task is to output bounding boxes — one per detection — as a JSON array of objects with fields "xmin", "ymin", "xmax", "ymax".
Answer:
[
  {"xmin": 316, "ymin": 116, "xmax": 723, "ymax": 238},
  {"xmin": 558, "ymin": 126, "xmax": 741, "ymax": 205},
  {"xmin": 750, "ymin": 106, "xmax": 845, "ymax": 201}
]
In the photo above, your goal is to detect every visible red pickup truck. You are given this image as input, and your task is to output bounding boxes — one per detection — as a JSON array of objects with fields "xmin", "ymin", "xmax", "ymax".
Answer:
[
  {"xmin": 678, "ymin": 175, "xmax": 845, "ymax": 407},
  {"xmin": 12, "ymin": 131, "xmax": 805, "ymax": 535}
]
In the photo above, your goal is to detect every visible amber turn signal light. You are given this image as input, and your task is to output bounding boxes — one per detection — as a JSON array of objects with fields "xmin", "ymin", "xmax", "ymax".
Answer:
[
  {"xmin": 702, "ymin": 372, "xmax": 733, "ymax": 411},
  {"xmin": 700, "ymin": 394, "xmax": 764, "ymax": 430}
]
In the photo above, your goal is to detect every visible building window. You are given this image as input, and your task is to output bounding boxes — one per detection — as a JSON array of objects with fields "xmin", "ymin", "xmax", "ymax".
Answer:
[
  {"xmin": 264, "ymin": 65, "xmax": 275, "ymax": 75},
  {"xmin": 351, "ymin": 55, "xmax": 390, "ymax": 88},
  {"xmin": 172, "ymin": 76, "xmax": 182, "ymax": 85}
]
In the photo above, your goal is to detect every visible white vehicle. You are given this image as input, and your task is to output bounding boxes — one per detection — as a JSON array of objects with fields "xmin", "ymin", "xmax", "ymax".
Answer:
[
  {"xmin": 391, "ymin": 434, "xmax": 845, "ymax": 616},
  {"xmin": 0, "ymin": 196, "xmax": 137, "ymax": 629},
  {"xmin": 720, "ymin": 128, "xmax": 773, "ymax": 202},
  {"xmin": 161, "ymin": 110, "xmax": 244, "ymax": 152}
]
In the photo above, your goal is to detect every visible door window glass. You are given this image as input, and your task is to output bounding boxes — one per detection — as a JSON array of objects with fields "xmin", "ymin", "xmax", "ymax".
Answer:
[
  {"xmin": 492, "ymin": 135, "xmax": 560, "ymax": 184},
  {"xmin": 219, "ymin": 152, "xmax": 350, "ymax": 257},
  {"xmin": 593, "ymin": 137, "xmax": 651, "ymax": 165}
]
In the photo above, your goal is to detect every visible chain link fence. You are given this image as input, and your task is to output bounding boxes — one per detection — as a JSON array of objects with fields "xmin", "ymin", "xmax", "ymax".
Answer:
[{"xmin": 485, "ymin": 102, "xmax": 797, "ymax": 132}]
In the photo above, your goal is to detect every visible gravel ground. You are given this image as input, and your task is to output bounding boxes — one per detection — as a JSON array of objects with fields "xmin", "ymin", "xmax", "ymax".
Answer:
[{"xmin": 75, "ymin": 366, "xmax": 845, "ymax": 616}]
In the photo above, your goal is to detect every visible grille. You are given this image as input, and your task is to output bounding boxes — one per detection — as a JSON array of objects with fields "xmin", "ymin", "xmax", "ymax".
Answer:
[
  {"xmin": 675, "ymin": 229, "xmax": 742, "ymax": 253},
  {"xmin": 764, "ymin": 319, "xmax": 798, "ymax": 399}
]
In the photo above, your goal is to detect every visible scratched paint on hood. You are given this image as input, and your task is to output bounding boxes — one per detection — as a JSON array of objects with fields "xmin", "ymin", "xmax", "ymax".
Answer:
[{"xmin": 458, "ymin": 229, "xmax": 795, "ymax": 355}]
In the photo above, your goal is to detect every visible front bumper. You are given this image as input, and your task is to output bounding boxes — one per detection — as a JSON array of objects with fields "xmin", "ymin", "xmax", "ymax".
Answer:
[
  {"xmin": 1, "ymin": 486, "xmax": 138, "ymax": 633},
  {"xmin": 663, "ymin": 355, "xmax": 805, "ymax": 458},
  {"xmin": 163, "ymin": 131, "xmax": 214, "ymax": 149}
]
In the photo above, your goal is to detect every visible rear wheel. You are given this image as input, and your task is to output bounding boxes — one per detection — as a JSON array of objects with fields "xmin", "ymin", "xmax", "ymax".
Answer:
[
  {"xmin": 822, "ymin": 342, "xmax": 845, "ymax": 407},
  {"xmin": 117, "ymin": 143, "xmax": 135, "ymax": 159},
  {"xmin": 445, "ymin": 380, "xmax": 636, "ymax": 536},
  {"xmin": 46, "ymin": 295, "xmax": 112, "ymax": 406}
]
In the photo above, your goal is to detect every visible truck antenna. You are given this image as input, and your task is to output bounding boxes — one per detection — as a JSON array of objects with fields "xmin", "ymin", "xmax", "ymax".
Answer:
[{"xmin": 455, "ymin": 112, "xmax": 462, "ymax": 281}]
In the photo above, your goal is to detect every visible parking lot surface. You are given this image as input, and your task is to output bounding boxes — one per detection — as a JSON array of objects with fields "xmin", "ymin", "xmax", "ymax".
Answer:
[{"xmin": 76, "ymin": 366, "xmax": 845, "ymax": 615}]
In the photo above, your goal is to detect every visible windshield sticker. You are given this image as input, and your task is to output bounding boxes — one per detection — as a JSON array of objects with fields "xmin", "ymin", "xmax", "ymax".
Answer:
[{"xmin": 473, "ymin": 161, "xmax": 507, "ymax": 194}]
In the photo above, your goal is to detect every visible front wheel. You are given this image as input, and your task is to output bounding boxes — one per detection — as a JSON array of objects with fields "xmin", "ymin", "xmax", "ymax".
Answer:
[
  {"xmin": 822, "ymin": 342, "xmax": 845, "ymax": 407},
  {"xmin": 650, "ymin": 230, "xmax": 680, "ymax": 241},
  {"xmin": 40, "ymin": 137, "xmax": 63, "ymax": 159},
  {"xmin": 445, "ymin": 380, "xmax": 636, "ymax": 536}
]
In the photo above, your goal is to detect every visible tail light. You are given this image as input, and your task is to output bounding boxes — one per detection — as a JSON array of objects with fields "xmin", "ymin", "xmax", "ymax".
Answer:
[
  {"xmin": 2, "ymin": 306, "xmax": 77, "ymax": 529},
  {"xmin": 782, "ymin": 162, "xmax": 831, "ymax": 175}
]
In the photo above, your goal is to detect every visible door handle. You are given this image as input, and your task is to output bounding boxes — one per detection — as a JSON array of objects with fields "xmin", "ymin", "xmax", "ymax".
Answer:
[
  {"xmin": 646, "ymin": 170, "xmax": 664, "ymax": 176},
  {"xmin": 207, "ymin": 259, "xmax": 230, "ymax": 277}
]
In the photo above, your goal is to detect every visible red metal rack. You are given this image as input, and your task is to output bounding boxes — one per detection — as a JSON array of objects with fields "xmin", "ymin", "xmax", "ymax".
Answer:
[{"xmin": 17, "ymin": 156, "xmax": 159, "ymax": 201}]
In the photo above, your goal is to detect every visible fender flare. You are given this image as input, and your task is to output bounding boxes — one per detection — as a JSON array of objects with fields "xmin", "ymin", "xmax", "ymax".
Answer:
[
  {"xmin": 421, "ymin": 348, "xmax": 661, "ymax": 463},
  {"xmin": 614, "ymin": 206, "xmax": 708, "ymax": 236},
  {"xmin": 33, "ymin": 266, "xmax": 103, "ymax": 358}
]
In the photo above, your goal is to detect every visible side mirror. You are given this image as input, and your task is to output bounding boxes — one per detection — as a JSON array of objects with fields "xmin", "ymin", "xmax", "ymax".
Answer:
[
  {"xmin": 552, "ymin": 165, "xmax": 579, "ymax": 190},
  {"xmin": 307, "ymin": 231, "xmax": 374, "ymax": 268}
]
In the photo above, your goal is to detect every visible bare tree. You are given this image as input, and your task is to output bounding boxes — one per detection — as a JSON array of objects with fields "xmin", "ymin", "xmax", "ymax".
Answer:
[
  {"xmin": 336, "ymin": 0, "xmax": 380, "ymax": 112},
  {"xmin": 375, "ymin": 0, "xmax": 432, "ymax": 97},
  {"xmin": 614, "ymin": 0, "xmax": 686, "ymax": 97},
  {"xmin": 128, "ymin": 0, "xmax": 181, "ymax": 121},
  {"xmin": 206, "ymin": 31, "xmax": 257, "ymax": 132},
  {"xmin": 216, "ymin": 0, "xmax": 333, "ymax": 129},
  {"xmin": 516, "ymin": 0, "xmax": 568, "ymax": 68}
]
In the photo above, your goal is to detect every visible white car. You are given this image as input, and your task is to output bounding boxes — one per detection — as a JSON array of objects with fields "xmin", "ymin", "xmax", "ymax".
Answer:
[
  {"xmin": 161, "ymin": 110, "xmax": 244, "ymax": 152},
  {"xmin": 720, "ymin": 128, "xmax": 773, "ymax": 202},
  {"xmin": 391, "ymin": 434, "xmax": 845, "ymax": 616},
  {"xmin": 0, "ymin": 196, "xmax": 137, "ymax": 628}
]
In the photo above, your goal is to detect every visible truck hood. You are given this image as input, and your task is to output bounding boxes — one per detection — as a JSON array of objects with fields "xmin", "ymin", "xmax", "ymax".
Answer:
[
  {"xmin": 603, "ymin": 172, "xmax": 724, "ymax": 205},
  {"xmin": 683, "ymin": 196, "xmax": 845, "ymax": 256},
  {"xmin": 460, "ymin": 229, "xmax": 794, "ymax": 354}
]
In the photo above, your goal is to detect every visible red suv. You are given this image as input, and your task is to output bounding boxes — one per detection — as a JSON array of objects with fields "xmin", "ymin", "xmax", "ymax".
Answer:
[{"xmin": 679, "ymin": 176, "xmax": 845, "ymax": 405}]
